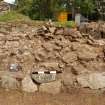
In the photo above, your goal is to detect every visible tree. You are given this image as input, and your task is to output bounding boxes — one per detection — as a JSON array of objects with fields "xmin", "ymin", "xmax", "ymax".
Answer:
[
  {"xmin": 75, "ymin": 0, "xmax": 95, "ymax": 17},
  {"xmin": 17, "ymin": 0, "xmax": 33, "ymax": 16},
  {"xmin": 29, "ymin": 0, "xmax": 52, "ymax": 20},
  {"xmin": 17, "ymin": 0, "xmax": 96, "ymax": 20},
  {"xmin": 81, "ymin": 0, "xmax": 95, "ymax": 17}
]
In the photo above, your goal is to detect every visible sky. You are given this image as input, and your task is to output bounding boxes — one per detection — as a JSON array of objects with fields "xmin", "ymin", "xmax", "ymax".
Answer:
[{"xmin": 4, "ymin": 0, "xmax": 15, "ymax": 4}]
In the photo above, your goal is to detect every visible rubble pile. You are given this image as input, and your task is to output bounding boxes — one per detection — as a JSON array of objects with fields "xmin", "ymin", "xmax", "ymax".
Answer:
[
  {"xmin": 80, "ymin": 22, "xmax": 105, "ymax": 39},
  {"xmin": 0, "ymin": 21, "xmax": 105, "ymax": 93}
]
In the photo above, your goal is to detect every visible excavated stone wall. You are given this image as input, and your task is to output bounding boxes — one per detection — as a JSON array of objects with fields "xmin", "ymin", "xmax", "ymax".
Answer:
[
  {"xmin": 0, "ymin": 21, "xmax": 105, "ymax": 93},
  {"xmin": 80, "ymin": 22, "xmax": 105, "ymax": 39}
]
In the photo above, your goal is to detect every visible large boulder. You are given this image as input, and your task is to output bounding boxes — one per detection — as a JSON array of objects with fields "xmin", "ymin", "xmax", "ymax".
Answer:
[
  {"xmin": 22, "ymin": 75, "xmax": 38, "ymax": 92},
  {"xmin": 1, "ymin": 75, "xmax": 20, "ymax": 90},
  {"xmin": 77, "ymin": 72, "xmax": 105, "ymax": 89},
  {"xmin": 39, "ymin": 80, "xmax": 62, "ymax": 94},
  {"xmin": 72, "ymin": 44, "xmax": 98, "ymax": 61},
  {"xmin": 71, "ymin": 63, "xmax": 89, "ymax": 75},
  {"xmin": 78, "ymin": 51, "xmax": 97, "ymax": 61},
  {"xmin": 62, "ymin": 72, "xmax": 75, "ymax": 86}
]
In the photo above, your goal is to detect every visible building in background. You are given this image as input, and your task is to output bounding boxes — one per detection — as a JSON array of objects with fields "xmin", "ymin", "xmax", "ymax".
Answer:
[
  {"xmin": 4, "ymin": 0, "xmax": 18, "ymax": 10},
  {"xmin": 0, "ymin": 1, "xmax": 10, "ymax": 15}
]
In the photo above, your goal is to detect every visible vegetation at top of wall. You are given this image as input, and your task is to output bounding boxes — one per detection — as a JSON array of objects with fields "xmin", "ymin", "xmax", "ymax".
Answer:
[
  {"xmin": 16, "ymin": 0, "xmax": 96, "ymax": 20},
  {"xmin": 0, "ymin": 0, "xmax": 97, "ymax": 21},
  {"xmin": 75, "ymin": 0, "xmax": 96, "ymax": 17},
  {"xmin": 55, "ymin": 21, "xmax": 76, "ymax": 28},
  {"xmin": 0, "ymin": 11, "xmax": 30, "ymax": 22}
]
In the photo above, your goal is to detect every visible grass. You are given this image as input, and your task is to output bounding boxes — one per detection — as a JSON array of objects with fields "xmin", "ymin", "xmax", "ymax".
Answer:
[
  {"xmin": 0, "ymin": 11, "xmax": 30, "ymax": 22},
  {"xmin": 0, "ymin": 11, "xmax": 76, "ymax": 28},
  {"xmin": 54, "ymin": 21, "xmax": 76, "ymax": 28},
  {"xmin": 0, "ymin": 11, "xmax": 46, "ymax": 26}
]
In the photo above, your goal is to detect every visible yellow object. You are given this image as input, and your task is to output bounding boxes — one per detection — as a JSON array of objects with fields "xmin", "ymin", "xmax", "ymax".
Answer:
[{"xmin": 58, "ymin": 11, "xmax": 68, "ymax": 22}]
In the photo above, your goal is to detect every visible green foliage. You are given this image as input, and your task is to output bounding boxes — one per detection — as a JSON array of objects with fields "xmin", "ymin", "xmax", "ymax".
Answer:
[
  {"xmin": 55, "ymin": 21, "xmax": 76, "ymax": 28},
  {"xmin": 29, "ymin": 0, "xmax": 53, "ymax": 20},
  {"xmin": 17, "ymin": 0, "xmax": 33, "ymax": 15},
  {"xmin": 17, "ymin": 0, "xmax": 72, "ymax": 20},
  {"xmin": 75, "ymin": 0, "xmax": 95, "ymax": 16},
  {"xmin": 16, "ymin": 0, "xmax": 96, "ymax": 20},
  {"xmin": 0, "ymin": 11, "xmax": 30, "ymax": 22}
]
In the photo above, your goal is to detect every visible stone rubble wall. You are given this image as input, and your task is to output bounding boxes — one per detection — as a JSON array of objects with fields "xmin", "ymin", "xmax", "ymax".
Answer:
[
  {"xmin": 79, "ymin": 22, "xmax": 105, "ymax": 39},
  {"xmin": 0, "ymin": 21, "xmax": 105, "ymax": 94}
]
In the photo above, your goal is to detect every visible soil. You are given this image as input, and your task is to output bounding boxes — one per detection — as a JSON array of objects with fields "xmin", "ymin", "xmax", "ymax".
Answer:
[{"xmin": 0, "ymin": 88, "xmax": 105, "ymax": 105}]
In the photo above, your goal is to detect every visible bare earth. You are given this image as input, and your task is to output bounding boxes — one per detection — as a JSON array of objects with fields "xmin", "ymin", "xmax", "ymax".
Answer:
[{"xmin": 0, "ymin": 88, "xmax": 105, "ymax": 105}]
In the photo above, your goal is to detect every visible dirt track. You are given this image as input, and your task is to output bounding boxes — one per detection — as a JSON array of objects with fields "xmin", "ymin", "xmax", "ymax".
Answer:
[{"xmin": 0, "ymin": 88, "xmax": 105, "ymax": 105}]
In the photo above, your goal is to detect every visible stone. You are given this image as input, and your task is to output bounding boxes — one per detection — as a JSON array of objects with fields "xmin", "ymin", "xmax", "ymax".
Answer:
[
  {"xmin": 39, "ymin": 80, "xmax": 62, "ymax": 94},
  {"xmin": 0, "ymin": 71, "xmax": 24, "ymax": 80},
  {"xmin": 5, "ymin": 41, "xmax": 19, "ymax": 48},
  {"xmin": 22, "ymin": 75, "xmax": 38, "ymax": 92},
  {"xmin": 71, "ymin": 63, "xmax": 89, "ymax": 75},
  {"xmin": 21, "ymin": 51, "xmax": 35, "ymax": 71},
  {"xmin": 94, "ymin": 40, "xmax": 105, "ymax": 46},
  {"xmin": 62, "ymin": 72, "xmax": 74, "ymax": 86},
  {"xmin": 77, "ymin": 72, "xmax": 105, "ymax": 89},
  {"xmin": 40, "ymin": 62, "xmax": 59, "ymax": 70},
  {"xmin": 80, "ymin": 22, "xmax": 105, "ymax": 39},
  {"xmin": 42, "ymin": 42, "xmax": 54, "ymax": 52},
  {"xmin": 62, "ymin": 52, "xmax": 77, "ymax": 63},
  {"xmin": 77, "ymin": 73, "xmax": 90, "ymax": 88},
  {"xmin": 64, "ymin": 28, "xmax": 82, "ymax": 38},
  {"xmin": 78, "ymin": 51, "xmax": 97, "ymax": 61},
  {"xmin": 1, "ymin": 75, "xmax": 20, "ymax": 90},
  {"xmin": 74, "ymin": 44, "xmax": 98, "ymax": 61},
  {"xmin": 54, "ymin": 28, "xmax": 64, "ymax": 35},
  {"xmin": 49, "ymin": 27, "xmax": 56, "ymax": 33}
]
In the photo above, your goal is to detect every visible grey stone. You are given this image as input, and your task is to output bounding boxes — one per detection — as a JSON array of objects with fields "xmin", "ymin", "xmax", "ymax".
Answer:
[
  {"xmin": 77, "ymin": 72, "xmax": 105, "ymax": 89},
  {"xmin": 22, "ymin": 75, "xmax": 38, "ymax": 92},
  {"xmin": 1, "ymin": 75, "xmax": 20, "ymax": 90}
]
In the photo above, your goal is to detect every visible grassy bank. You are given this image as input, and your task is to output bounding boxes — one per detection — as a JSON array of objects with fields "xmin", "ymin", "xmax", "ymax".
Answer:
[{"xmin": 0, "ymin": 11, "xmax": 30, "ymax": 22}]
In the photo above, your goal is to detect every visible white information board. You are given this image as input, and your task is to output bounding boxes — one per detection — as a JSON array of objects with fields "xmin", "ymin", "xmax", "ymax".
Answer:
[
  {"xmin": 4, "ymin": 0, "xmax": 16, "ymax": 5},
  {"xmin": 75, "ymin": 13, "xmax": 81, "ymax": 27}
]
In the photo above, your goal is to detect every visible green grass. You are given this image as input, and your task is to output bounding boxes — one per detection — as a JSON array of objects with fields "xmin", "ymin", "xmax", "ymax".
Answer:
[
  {"xmin": 0, "ymin": 11, "xmax": 30, "ymax": 22},
  {"xmin": 0, "ymin": 11, "xmax": 46, "ymax": 26},
  {"xmin": 54, "ymin": 21, "xmax": 76, "ymax": 28},
  {"xmin": 0, "ymin": 11, "xmax": 76, "ymax": 28}
]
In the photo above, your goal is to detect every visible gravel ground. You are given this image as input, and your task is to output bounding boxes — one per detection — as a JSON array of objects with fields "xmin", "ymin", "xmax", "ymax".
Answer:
[{"xmin": 0, "ymin": 88, "xmax": 105, "ymax": 105}]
